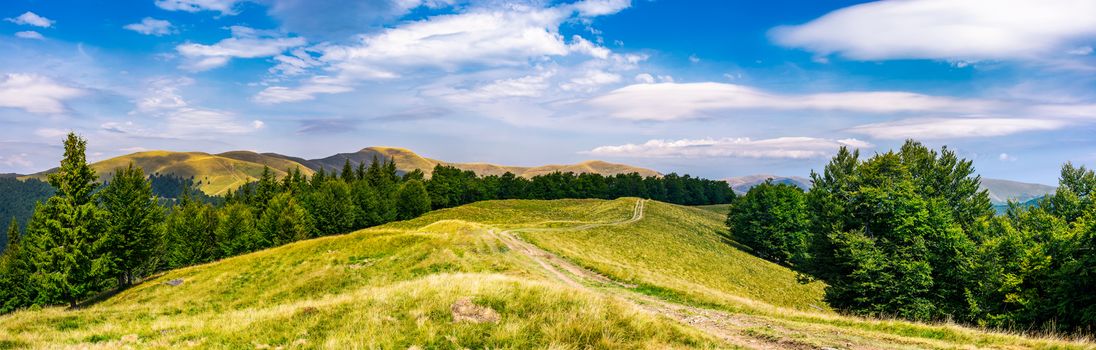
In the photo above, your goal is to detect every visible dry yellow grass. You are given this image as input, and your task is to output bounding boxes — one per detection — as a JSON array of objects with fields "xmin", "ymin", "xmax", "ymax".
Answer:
[{"xmin": 2, "ymin": 198, "xmax": 1091, "ymax": 349}]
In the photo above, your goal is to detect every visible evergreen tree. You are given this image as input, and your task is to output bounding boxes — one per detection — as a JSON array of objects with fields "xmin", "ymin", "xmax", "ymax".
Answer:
[
  {"xmin": 24, "ymin": 133, "xmax": 110, "ymax": 308},
  {"xmin": 215, "ymin": 203, "xmax": 262, "ymax": 256},
  {"xmin": 0, "ymin": 213, "xmax": 32, "ymax": 313},
  {"xmin": 306, "ymin": 180, "xmax": 357, "ymax": 236},
  {"xmin": 341, "ymin": 159, "xmax": 355, "ymax": 181},
  {"xmin": 162, "ymin": 196, "xmax": 218, "ymax": 268},
  {"xmin": 258, "ymin": 193, "xmax": 314, "ymax": 246},
  {"xmin": 351, "ymin": 180, "xmax": 382, "ymax": 228},
  {"xmin": 3, "ymin": 217, "xmax": 17, "ymax": 255},
  {"xmin": 100, "ymin": 164, "xmax": 164, "ymax": 286},
  {"xmin": 396, "ymin": 180, "xmax": 431, "ymax": 220}
]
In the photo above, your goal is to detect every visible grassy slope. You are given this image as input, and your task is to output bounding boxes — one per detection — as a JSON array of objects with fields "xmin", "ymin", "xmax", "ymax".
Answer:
[
  {"xmin": 21, "ymin": 151, "xmax": 313, "ymax": 196},
  {"xmin": 520, "ymin": 201, "xmax": 827, "ymax": 312},
  {"xmin": 1, "ymin": 198, "xmax": 1089, "ymax": 349}
]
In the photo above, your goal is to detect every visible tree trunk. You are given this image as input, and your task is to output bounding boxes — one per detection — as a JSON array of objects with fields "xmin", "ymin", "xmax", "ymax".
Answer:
[{"xmin": 68, "ymin": 297, "xmax": 77, "ymax": 309}]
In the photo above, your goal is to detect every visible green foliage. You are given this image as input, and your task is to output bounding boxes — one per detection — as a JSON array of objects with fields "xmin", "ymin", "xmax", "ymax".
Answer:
[
  {"xmin": 0, "ymin": 178, "xmax": 53, "ymax": 234},
  {"xmin": 163, "ymin": 197, "xmax": 218, "ymax": 268},
  {"xmin": 100, "ymin": 164, "xmax": 164, "ymax": 286},
  {"xmin": 804, "ymin": 141, "xmax": 986, "ymax": 321},
  {"xmin": 727, "ymin": 179, "xmax": 810, "ymax": 265},
  {"xmin": 215, "ymin": 203, "xmax": 262, "ymax": 256},
  {"xmin": 305, "ymin": 180, "xmax": 357, "ymax": 236},
  {"xmin": 258, "ymin": 193, "xmax": 314, "ymax": 246},
  {"xmin": 24, "ymin": 133, "xmax": 111, "ymax": 308},
  {"xmin": 396, "ymin": 180, "xmax": 431, "ymax": 220}
]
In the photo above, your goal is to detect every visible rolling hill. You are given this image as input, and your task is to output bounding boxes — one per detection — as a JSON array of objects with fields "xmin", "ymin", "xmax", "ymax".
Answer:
[
  {"xmin": 311, "ymin": 146, "xmax": 661, "ymax": 178},
  {"xmin": 22, "ymin": 151, "xmax": 315, "ymax": 196},
  {"xmin": 0, "ymin": 198, "xmax": 1084, "ymax": 348},
  {"xmin": 23, "ymin": 147, "xmax": 660, "ymax": 196},
  {"xmin": 725, "ymin": 174, "xmax": 811, "ymax": 195}
]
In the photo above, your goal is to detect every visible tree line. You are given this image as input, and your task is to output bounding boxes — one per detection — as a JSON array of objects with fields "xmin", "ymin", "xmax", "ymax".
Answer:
[
  {"xmin": 727, "ymin": 140, "xmax": 1095, "ymax": 334},
  {"xmin": 0, "ymin": 133, "xmax": 734, "ymax": 313}
]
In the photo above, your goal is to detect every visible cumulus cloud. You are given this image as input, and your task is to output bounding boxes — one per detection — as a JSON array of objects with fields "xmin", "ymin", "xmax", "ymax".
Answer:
[
  {"xmin": 258, "ymin": 2, "xmax": 629, "ymax": 103},
  {"xmin": 5, "ymin": 12, "xmax": 54, "ymax": 27},
  {"xmin": 587, "ymin": 137, "xmax": 872, "ymax": 159},
  {"xmin": 130, "ymin": 77, "xmax": 263, "ymax": 136},
  {"xmin": 124, "ymin": 18, "xmax": 175, "ymax": 36},
  {"xmin": 154, "ymin": 0, "xmax": 239, "ymax": 15},
  {"xmin": 587, "ymin": 82, "xmax": 993, "ymax": 120},
  {"xmin": 771, "ymin": 0, "xmax": 1096, "ymax": 61},
  {"xmin": 177, "ymin": 26, "xmax": 306, "ymax": 71},
  {"xmin": 14, "ymin": 31, "xmax": 44, "ymax": 40},
  {"xmin": 847, "ymin": 117, "xmax": 1066, "ymax": 139},
  {"xmin": 0, "ymin": 73, "xmax": 84, "ymax": 114},
  {"xmin": 572, "ymin": 0, "xmax": 631, "ymax": 17},
  {"xmin": 560, "ymin": 70, "xmax": 620, "ymax": 92}
]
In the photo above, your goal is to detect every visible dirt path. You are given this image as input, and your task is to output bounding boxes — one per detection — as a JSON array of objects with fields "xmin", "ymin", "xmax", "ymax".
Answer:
[{"xmin": 491, "ymin": 199, "xmax": 814, "ymax": 350}]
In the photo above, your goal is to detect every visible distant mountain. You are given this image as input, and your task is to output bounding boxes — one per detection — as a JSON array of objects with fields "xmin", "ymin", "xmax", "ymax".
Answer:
[
  {"xmin": 979, "ymin": 178, "xmax": 1056, "ymax": 205},
  {"xmin": 306, "ymin": 146, "xmax": 661, "ymax": 179},
  {"xmin": 0, "ymin": 173, "xmax": 21, "ymax": 179},
  {"xmin": 726, "ymin": 174, "xmax": 1056, "ymax": 206},
  {"xmin": 725, "ymin": 174, "xmax": 811, "ymax": 195},
  {"xmin": 23, "ymin": 151, "xmax": 316, "ymax": 196},
  {"xmin": 23, "ymin": 147, "xmax": 660, "ymax": 196}
]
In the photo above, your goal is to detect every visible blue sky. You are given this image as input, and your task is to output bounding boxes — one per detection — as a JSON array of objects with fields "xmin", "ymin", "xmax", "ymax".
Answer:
[{"xmin": 1, "ymin": 0, "xmax": 1095, "ymax": 185}]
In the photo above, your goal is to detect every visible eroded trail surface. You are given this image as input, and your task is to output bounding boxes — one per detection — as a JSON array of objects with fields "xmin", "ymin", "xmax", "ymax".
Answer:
[{"xmin": 491, "ymin": 200, "xmax": 812, "ymax": 350}]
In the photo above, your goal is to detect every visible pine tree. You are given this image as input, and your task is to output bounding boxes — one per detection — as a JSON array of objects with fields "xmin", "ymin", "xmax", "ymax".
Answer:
[
  {"xmin": 100, "ymin": 164, "xmax": 164, "ymax": 286},
  {"xmin": 215, "ymin": 203, "xmax": 262, "ymax": 256},
  {"xmin": 162, "ymin": 196, "xmax": 218, "ymax": 268},
  {"xmin": 396, "ymin": 180, "xmax": 431, "ymax": 220},
  {"xmin": 306, "ymin": 180, "xmax": 357, "ymax": 236},
  {"xmin": 341, "ymin": 159, "xmax": 355, "ymax": 182},
  {"xmin": 0, "ymin": 214, "xmax": 32, "ymax": 313},
  {"xmin": 25, "ymin": 133, "xmax": 110, "ymax": 308},
  {"xmin": 258, "ymin": 193, "xmax": 314, "ymax": 246},
  {"xmin": 0, "ymin": 217, "xmax": 12, "ymax": 256}
]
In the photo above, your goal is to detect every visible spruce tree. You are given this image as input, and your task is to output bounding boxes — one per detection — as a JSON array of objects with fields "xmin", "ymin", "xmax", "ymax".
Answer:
[
  {"xmin": 25, "ymin": 133, "xmax": 110, "ymax": 308},
  {"xmin": 215, "ymin": 203, "xmax": 262, "ymax": 256},
  {"xmin": 258, "ymin": 193, "xmax": 314, "ymax": 246},
  {"xmin": 341, "ymin": 159, "xmax": 355, "ymax": 182},
  {"xmin": 163, "ymin": 196, "xmax": 218, "ymax": 268},
  {"xmin": 0, "ymin": 217, "xmax": 12, "ymax": 256},
  {"xmin": 396, "ymin": 180, "xmax": 431, "ymax": 220},
  {"xmin": 0, "ymin": 214, "xmax": 32, "ymax": 313},
  {"xmin": 100, "ymin": 164, "xmax": 164, "ymax": 286}
]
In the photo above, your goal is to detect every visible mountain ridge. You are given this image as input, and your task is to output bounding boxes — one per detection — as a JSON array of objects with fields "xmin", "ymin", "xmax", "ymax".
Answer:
[{"xmin": 726, "ymin": 174, "xmax": 1056, "ymax": 205}]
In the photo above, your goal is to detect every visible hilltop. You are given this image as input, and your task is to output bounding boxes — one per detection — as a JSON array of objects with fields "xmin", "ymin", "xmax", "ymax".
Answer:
[
  {"xmin": 23, "ymin": 147, "xmax": 660, "ymax": 195},
  {"xmin": 0, "ymin": 198, "xmax": 1083, "ymax": 348},
  {"xmin": 22, "ymin": 151, "xmax": 316, "ymax": 196}
]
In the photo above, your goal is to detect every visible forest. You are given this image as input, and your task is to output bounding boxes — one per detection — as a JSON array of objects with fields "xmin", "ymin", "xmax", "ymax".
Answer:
[
  {"xmin": 0, "ymin": 133, "xmax": 734, "ymax": 313},
  {"xmin": 728, "ymin": 141, "xmax": 1095, "ymax": 334}
]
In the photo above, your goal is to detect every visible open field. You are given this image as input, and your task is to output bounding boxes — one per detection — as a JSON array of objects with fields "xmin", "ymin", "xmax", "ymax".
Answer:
[{"xmin": 1, "ymin": 198, "xmax": 1091, "ymax": 349}]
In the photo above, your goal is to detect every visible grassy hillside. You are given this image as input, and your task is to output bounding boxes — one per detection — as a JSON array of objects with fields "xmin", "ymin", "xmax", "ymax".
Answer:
[
  {"xmin": 216, "ymin": 151, "xmax": 317, "ymax": 177},
  {"xmin": 24, "ymin": 151, "xmax": 313, "ymax": 196},
  {"xmin": 313, "ymin": 147, "xmax": 661, "ymax": 179},
  {"xmin": 2, "ymin": 199, "xmax": 1089, "ymax": 349}
]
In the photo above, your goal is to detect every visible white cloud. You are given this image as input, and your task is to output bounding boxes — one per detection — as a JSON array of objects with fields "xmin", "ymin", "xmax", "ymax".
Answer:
[
  {"xmin": 572, "ymin": 0, "xmax": 631, "ymax": 17},
  {"xmin": 154, "ymin": 0, "xmax": 239, "ymax": 15},
  {"xmin": 14, "ymin": 31, "xmax": 44, "ymax": 40},
  {"xmin": 0, "ymin": 153, "xmax": 32, "ymax": 168},
  {"xmin": 999, "ymin": 153, "xmax": 1016, "ymax": 161},
  {"xmin": 560, "ymin": 70, "xmax": 620, "ymax": 92},
  {"xmin": 34, "ymin": 128, "xmax": 70, "ymax": 139},
  {"xmin": 124, "ymin": 18, "xmax": 175, "ymax": 36},
  {"xmin": 587, "ymin": 82, "xmax": 993, "ymax": 121},
  {"xmin": 1067, "ymin": 46, "xmax": 1094, "ymax": 56},
  {"xmin": 129, "ymin": 77, "xmax": 262, "ymax": 136},
  {"xmin": 771, "ymin": 0, "xmax": 1096, "ymax": 61},
  {"xmin": 688, "ymin": 54, "xmax": 700, "ymax": 63},
  {"xmin": 848, "ymin": 117, "xmax": 1066, "ymax": 139},
  {"xmin": 588, "ymin": 137, "xmax": 872, "ymax": 159},
  {"xmin": 253, "ymin": 76, "xmax": 355, "ymax": 104},
  {"xmin": 270, "ymin": 49, "xmax": 321, "ymax": 76},
  {"xmin": 0, "ymin": 74, "xmax": 84, "ymax": 114},
  {"xmin": 634, "ymin": 73, "xmax": 655, "ymax": 84},
  {"xmin": 177, "ymin": 26, "xmax": 306, "ymax": 71},
  {"xmin": 5, "ymin": 11, "xmax": 54, "ymax": 27},
  {"xmin": 568, "ymin": 35, "xmax": 610, "ymax": 59},
  {"xmin": 258, "ymin": 2, "xmax": 627, "ymax": 103}
]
